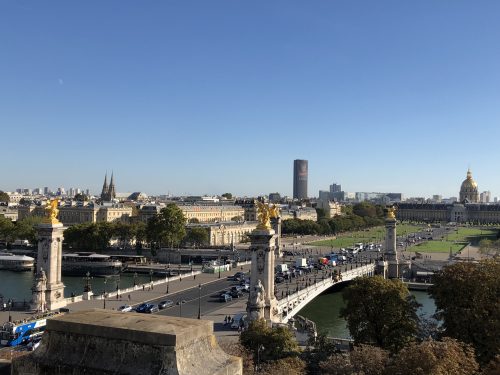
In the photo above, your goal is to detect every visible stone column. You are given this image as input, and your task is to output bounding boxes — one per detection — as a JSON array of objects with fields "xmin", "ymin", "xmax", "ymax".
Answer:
[
  {"xmin": 247, "ymin": 229, "xmax": 279, "ymax": 323},
  {"xmin": 384, "ymin": 215, "xmax": 399, "ymax": 279},
  {"xmin": 36, "ymin": 223, "xmax": 67, "ymax": 311}
]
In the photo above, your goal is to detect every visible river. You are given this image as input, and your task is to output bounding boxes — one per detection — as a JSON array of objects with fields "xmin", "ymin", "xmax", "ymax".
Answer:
[
  {"xmin": 0, "ymin": 270, "xmax": 164, "ymax": 302},
  {"xmin": 297, "ymin": 285, "xmax": 436, "ymax": 338}
]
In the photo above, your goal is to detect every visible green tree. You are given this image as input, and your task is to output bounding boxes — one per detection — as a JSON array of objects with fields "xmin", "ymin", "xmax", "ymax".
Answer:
[
  {"xmin": 14, "ymin": 216, "xmax": 43, "ymax": 244},
  {"xmin": 240, "ymin": 318, "xmax": 299, "ymax": 361},
  {"xmin": 183, "ymin": 227, "xmax": 209, "ymax": 247},
  {"xmin": 188, "ymin": 217, "xmax": 200, "ymax": 224},
  {"xmin": 74, "ymin": 193, "xmax": 89, "ymax": 202},
  {"xmin": 353, "ymin": 202, "xmax": 377, "ymax": 218},
  {"xmin": 0, "ymin": 191, "xmax": 9, "ymax": 204},
  {"xmin": 112, "ymin": 222, "xmax": 134, "ymax": 248},
  {"xmin": 0, "ymin": 215, "xmax": 15, "ymax": 242},
  {"xmin": 429, "ymin": 259, "xmax": 500, "ymax": 364},
  {"xmin": 340, "ymin": 276, "xmax": 420, "ymax": 353},
  {"xmin": 63, "ymin": 222, "xmax": 114, "ymax": 251},
  {"xmin": 385, "ymin": 338, "xmax": 479, "ymax": 375},
  {"xmin": 221, "ymin": 193, "xmax": 232, "ymax": 199},
  {"xmin": 146, "ymin": 203, "xmax": 186, "ymax": 249}
]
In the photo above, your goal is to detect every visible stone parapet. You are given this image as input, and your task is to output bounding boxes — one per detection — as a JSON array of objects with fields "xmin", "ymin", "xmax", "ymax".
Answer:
[{"xmin": 12, "ymin": 309, "xmax": 242, "ymax": 375}]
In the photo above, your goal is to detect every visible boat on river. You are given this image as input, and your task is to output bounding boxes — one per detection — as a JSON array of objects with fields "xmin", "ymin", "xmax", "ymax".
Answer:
[
  {"xmin": 62, "ymin": 252, "xmax": 123, "ymax": 276},
  {"xmin": 0, "ymin": 252, "xmax": 35, "ymax": 271}
]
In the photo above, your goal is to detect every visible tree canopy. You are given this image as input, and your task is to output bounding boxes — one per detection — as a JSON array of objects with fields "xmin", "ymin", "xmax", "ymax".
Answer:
[
  {"xmin": 240, "ymin": 318, "xmax": 299, "ymax": 361},
  {"xmin": 340, "ymin": 276, "xmax": 420, "ymax": 353},
  {"xmin": 221, "ymin": 193, "xmax": 233, "ymax": 199},
  {"xmin": 0, "ymin": 191, "xmax": 9, "ymax": 203},
  {"xmin": 183, "ymin": 227, "xmax": 209, "ymax": 247},
  {"xmin": 429, "ymin": 259, "xmax": 500, "ymax": 364},
  {"xmin": 146, "ymin": 203, "xmax": 186, "ymax": 248}
]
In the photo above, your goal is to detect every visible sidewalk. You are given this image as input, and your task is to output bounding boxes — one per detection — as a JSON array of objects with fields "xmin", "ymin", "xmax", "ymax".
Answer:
[{"xmin": 0, "ymin": 264, "xmax": 250, "ymax": 323}]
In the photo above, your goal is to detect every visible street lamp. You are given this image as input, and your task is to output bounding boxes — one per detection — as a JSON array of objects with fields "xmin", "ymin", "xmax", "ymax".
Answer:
[
  {"xmin": 103, "ymin": 278, "xmax": 107, "ymax": 309},
  {"xmin": 179, "ymin": 300, "xmax": 185, "ymax": 317},
  {"xmin": 149, "ymin": 269, "xmax": 154, "ymax": 284},
  {"xmin": 256, "ymin": 344, "xmax": 265, "ymax": 373},
  {"xmin": 197, "ymin": 284, "xmax": 202, "ymax": 319},
  {"xmin": 133, "ymin": 272, "xmax": 138, "ymax": 287}
]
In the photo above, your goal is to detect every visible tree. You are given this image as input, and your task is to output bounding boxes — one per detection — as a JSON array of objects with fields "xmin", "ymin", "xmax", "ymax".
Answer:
[
  {"xmin": 188, "ymin": 218, "xmax": 200, "ymax": 224},
  {"xmin": 319, "ymin": 344, "xmax": 389, "ymax": 375},
  {"xmin": 221, "ymin": 193, "xmax": 232, "ymax": 199},
  {"xmin": 340, "ymin": 276, "xmax": 420, "ymax": 352},
  {"xmin": 63, "ymin": 222, "xmax": 114, "ymax": 251},
  {"xmin": 74, "ymin": 193, "xmax": 89, "ymax": 202},
  {"xmin": 0, "ymin": 215, "xmax": 15, "ymax": 242},
  {"xmin": 183, "ymin": 227, "xmax": 209, "ymax": 247},
  {"xmin": 385, "ymin": 338, "xmax": 479, "ymax": 375},
  {"xmin": 0, "ymin": 191, "xmax": 9, "ymax": 204},
  {"xmin": 429, "ymin": 259, "xmax": 500, "ymax": 364},
  {"xmin": 14, "ymin": 216, "xmax": 43, "ymax": 244},
  {"xmin": 240, "ymin": 318, "xmax": 299, "ymax": 361},
  {"xmin": 112, "ymin": 222, "xmax": 134, "ymax": 248},
  {"xmin": 146, "ymin": 203, "xmax": 186, "ymax": 249},
  {"xmin": 231, "ymin": 216, "xmax": 243, "ymax": 222}
]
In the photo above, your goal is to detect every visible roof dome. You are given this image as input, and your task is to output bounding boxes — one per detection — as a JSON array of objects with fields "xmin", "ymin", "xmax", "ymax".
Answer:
[
  {"xmin": 459, "ymin": 169, "xmax": 479, "ymax": 203},
  {"xmin": 461, "ymin": 169, "xmax": 478, "ymax": 190}
]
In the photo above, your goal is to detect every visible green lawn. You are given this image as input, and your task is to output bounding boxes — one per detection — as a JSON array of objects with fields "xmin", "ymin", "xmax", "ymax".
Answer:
[
  {"xmin": 408, "ymin": 227, "xmax": 498, "ymax": 253},
  {"xmin": 309, "ymin": 224, "xmax": 425, "ymax": 248},
  {"xmin": 410, "ymin": 241, "xmax": 467, "ymax": 253}
]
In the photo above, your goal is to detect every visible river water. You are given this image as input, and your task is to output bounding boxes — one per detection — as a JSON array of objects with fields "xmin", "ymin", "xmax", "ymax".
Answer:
[
  {"xmin": 297, "ymin": 285, "xmax": 436, "ymax": 338},
  {"xmin": 0, "ymin": 270, "xmax": 164, "ymax": 302}
]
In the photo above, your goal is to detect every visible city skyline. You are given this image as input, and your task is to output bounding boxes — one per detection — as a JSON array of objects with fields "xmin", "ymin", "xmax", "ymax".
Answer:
[{"xmin": 2, "ymin": 2, "xmax": 500, "ymax": 198}]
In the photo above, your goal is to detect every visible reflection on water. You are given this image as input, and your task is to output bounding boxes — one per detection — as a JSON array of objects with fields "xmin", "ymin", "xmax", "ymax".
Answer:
[
  {"xmin": 0, "ymin": 270, "xmax": 164, "ymax": 301},
  {"xmin": 297, "ymin": 286, "xmax": 437, "ymax": 338}
]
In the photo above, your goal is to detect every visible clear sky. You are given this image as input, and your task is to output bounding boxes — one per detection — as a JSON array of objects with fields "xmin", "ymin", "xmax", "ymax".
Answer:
[{"xmin": 1, "ymin": 1, "xmax": 499, "ymax": 198}]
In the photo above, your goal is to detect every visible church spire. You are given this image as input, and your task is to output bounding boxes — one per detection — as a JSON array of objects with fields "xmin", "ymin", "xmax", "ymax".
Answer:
[
  {"xmin": 108, "ymin": 171, "xmax": 116, "ymax": 200},
  {"xmin": 101, "ymin": 172, "xmax": 109, "ymax": 200}
]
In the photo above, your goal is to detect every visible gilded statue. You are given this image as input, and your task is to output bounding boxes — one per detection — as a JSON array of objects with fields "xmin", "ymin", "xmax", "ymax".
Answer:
[
  {"xmin": 256, "ymin": 201, "xmax": 272, "ymax": 230},
  {"xmin": 385, "ymin": 206, "xmax": 396, "ymax": 219},
  {"xmin": 269, "ymin": 204, "xmax": 280, "ymax": 219},
  {"xmin": 43, "ymin": 199, "xmax": 60, "ymax": 224}
]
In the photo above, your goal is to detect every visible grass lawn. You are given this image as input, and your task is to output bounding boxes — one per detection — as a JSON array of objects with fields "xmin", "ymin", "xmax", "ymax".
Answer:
[
  {"xmin": 410, "ymin": 241, "xmax": 466, "ymax": 253},
  {"xmin": 308, "ymin": 224, "xmax": 425, "ymax": 248}
]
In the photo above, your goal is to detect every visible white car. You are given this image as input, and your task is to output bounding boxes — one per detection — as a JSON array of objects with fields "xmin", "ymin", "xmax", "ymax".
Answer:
[{"xmin": 118, "ymin": 305, "xmax": 133, "ymax": 312}]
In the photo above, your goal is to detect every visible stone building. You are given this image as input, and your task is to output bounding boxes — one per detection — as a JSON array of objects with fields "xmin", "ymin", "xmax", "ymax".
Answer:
[
  {"xmin": 187, "ymin": 221, "xmax": 258, "ymax": 246},
  {"xmin": 18, "ymin": 203, "xmax": 133, "ymax": 226},
  {"xmin": 178, "ymin": 204, "xmax": 244, "ymax": 223},
  {"xmin": 397, "ymin": 169, "xmax": 500, "ymax": 224}
]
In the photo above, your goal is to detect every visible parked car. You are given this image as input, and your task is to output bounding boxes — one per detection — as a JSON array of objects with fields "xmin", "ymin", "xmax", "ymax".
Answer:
[
  {"xmin": 231, "ymin": 313, "xmax": 247, "ymax": 329},
  {"xmin": 275, "ymin": 276, "xmax": 285, "ymax": 283},
  {"xmin": 135, "ymin": 303, "xmax": 151, "ymax": 313},
  {"xmin": 158, "ymin": 300, "xmax": 174, "ymax": 309},
  {"xmin": 230, "ymin": 289, "xmax": 244, "ymax": 298},
  {"xmin": 219, "ymin": 293, "xmax": 233, "ymax": 302},
  {"xmin": 118, "ymin": 305, "xmax": 133, "ymax": 312},
  {"xmin": 145, "ymin": 304, "xmax": 159, "ymax": 314}
]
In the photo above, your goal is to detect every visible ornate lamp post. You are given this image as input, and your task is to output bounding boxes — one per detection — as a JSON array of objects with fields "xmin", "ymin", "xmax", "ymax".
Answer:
[
  {"xmin": 83, "ymin": 271, "xmax": 92, "ymax": 293},
  {"xmin": 103, "ymin": 278, "xmax": 107, "ymax": 309},
  {"xmin": 197, "ymin": 284, "xmax": 201, "ymax": 319}
]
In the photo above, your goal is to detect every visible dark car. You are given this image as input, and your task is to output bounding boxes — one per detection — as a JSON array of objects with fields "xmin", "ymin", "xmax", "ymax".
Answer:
[
  {"xmin": 135, "ymin": 303, "xmax": 151, "ymax": 313},
  {"xmin": 230, "ymin": 289, "xmax": 243, "ymax": 298},
  {"xmin": 158, "ymin": 300, "xmax": 174, "ymax": 309},
  {"xmin": 219, "ymin": 293, "xmax": 233, "ymax": 302},
  {"xmin": 275, "ymin": 276, "xmax": 285, "ymax": 283}
]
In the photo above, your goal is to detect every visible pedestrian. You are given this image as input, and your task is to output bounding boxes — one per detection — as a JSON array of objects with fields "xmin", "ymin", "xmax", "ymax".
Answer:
[
  {"xmin": 128, "ymin": 294, "xmax": 131, "ymax": 301},
  {"xmin": 142, "ymin": 285, "xmax": 145, "ymax": 291},
  {"xmin": 193, "ymin": 274, "xmax": 196, "ymax": 280},
  {"xmin": 224, "ymin": 316, "xmax": 228, "ymax": 325}
]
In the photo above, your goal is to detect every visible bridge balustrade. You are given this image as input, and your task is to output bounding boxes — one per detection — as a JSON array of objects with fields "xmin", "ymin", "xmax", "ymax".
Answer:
[{"xmin": 277, "ymin": 263, "xmax": 376, "ymax": 323}]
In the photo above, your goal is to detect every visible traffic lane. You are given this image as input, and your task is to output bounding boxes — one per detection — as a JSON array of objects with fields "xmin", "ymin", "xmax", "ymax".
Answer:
[{"xmin": 152, "ymin": 279, "xmax": 246, "ymax": 319}]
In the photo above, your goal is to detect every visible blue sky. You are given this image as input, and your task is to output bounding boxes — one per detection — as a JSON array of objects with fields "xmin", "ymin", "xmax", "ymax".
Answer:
[{"xmin": 1, "ymin": 1, "xmax": 499, "ymax": 198}]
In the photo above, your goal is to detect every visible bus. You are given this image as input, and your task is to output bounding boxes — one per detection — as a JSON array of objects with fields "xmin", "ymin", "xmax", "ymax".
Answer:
[{"xmin": 0, "ymin": 312, "xmax": 63, "ymax": 347}]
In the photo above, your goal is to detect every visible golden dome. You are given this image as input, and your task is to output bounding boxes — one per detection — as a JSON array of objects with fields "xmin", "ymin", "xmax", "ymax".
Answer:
[{"xmin": 461, "ymin": 169, "xmax": 478, "ymax": 190}]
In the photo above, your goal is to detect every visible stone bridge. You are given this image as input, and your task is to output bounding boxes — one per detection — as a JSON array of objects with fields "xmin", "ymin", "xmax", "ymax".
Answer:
[{"xmin": 277, "ymin": 263, "xmax": 376, "ymax": 323}]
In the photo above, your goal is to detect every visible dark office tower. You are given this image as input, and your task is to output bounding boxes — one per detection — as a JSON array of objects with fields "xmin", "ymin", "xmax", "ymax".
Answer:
[{"xmin": 293, "ymin": 159, "xmax": 308, "ymax": 200}]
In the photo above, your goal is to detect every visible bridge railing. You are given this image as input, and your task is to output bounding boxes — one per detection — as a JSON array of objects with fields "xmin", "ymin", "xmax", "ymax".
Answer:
[{"xmin": 278, "ymin": 263, "xmax": 376, "ymax": 323}]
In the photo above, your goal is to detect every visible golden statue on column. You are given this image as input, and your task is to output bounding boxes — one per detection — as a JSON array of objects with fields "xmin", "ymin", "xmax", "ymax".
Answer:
[{"xmin": 43, "ymin": 199, "xmax": 60, "ymax": 225}]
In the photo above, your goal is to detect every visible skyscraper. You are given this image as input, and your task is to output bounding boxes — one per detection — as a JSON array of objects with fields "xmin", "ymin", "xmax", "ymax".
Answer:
[{"xmin": 293, "ymin": 159, "xmax": 308, "ymax": 200}]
